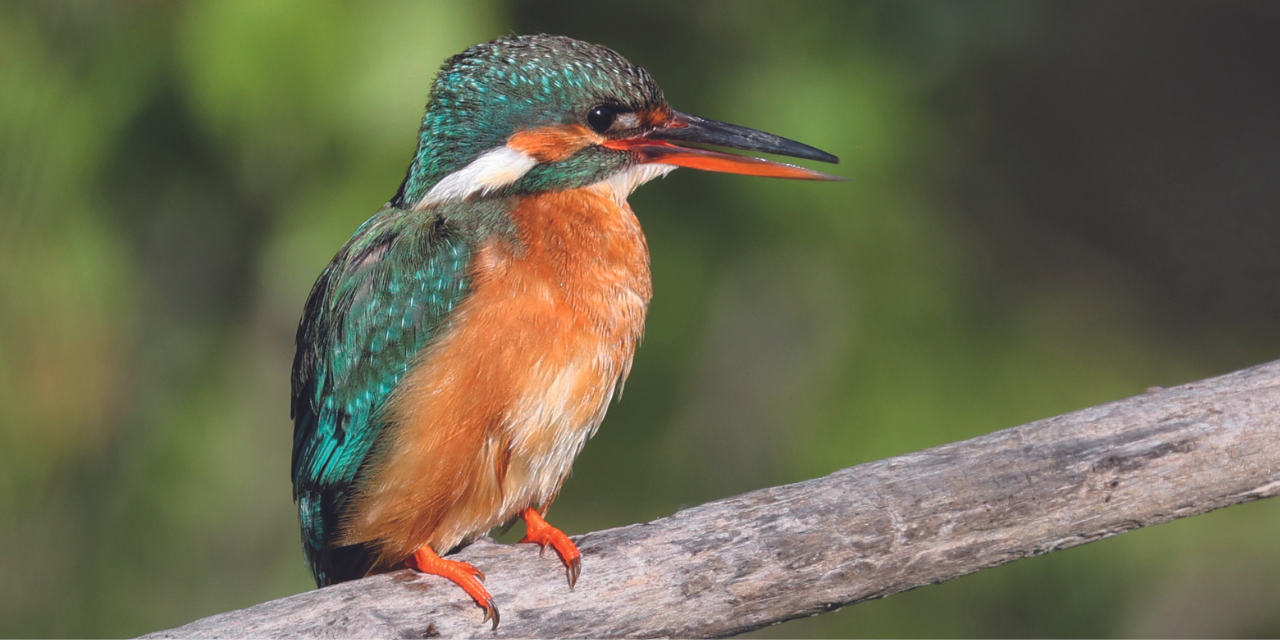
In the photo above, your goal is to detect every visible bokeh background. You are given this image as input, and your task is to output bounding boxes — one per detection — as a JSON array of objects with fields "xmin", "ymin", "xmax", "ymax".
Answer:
[{"xmin": 3, "ymin": 0, "xmax": 1280, "ymax": 637}]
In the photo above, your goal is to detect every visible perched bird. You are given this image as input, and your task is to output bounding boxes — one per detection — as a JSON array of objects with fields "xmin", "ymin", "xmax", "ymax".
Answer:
[{"xmin": 291, "ymin": 34, "xmax": 840, "ymax": 627}]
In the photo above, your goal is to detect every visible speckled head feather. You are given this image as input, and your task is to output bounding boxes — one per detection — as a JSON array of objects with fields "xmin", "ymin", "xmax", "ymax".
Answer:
[{"xmin": 393, "ymin": 35, "xmax": 666, "ymax": 206}]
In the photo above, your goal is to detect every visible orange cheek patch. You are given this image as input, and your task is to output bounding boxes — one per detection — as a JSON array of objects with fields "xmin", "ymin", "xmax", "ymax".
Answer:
[
  {"xmin": 637, "ymin": 106, "xmax": 674, "ymax": 129},
  {"xmin": 506, "ymin": 125, "xmax": 601, "ymax": 162}
]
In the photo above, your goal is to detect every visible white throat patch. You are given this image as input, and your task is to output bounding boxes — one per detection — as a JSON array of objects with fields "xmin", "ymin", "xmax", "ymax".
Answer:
[
  {"xmin": 599, "ymin": 163, "xmax": 676, "ymax": 206},
  {"xmin": 415, "ymin": 145, "xmax": 538, "ymax": 209}
]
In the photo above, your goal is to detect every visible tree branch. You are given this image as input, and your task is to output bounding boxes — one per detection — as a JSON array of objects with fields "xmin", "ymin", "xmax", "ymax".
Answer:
[{"xmin": 143, "ymin": 360, "xmax": 1280, "ymax": 639}]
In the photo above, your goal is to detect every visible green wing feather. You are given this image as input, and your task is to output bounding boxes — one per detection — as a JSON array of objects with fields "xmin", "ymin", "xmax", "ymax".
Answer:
[{"xmin": 290, "ymin": 208, "xmax": 472, "ymax": 586}]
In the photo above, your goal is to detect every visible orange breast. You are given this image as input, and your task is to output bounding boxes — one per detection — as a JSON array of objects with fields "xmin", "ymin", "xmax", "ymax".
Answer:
[{"xmin": 339, "ymin": 184, "xmax": 651, "ymax": 569}]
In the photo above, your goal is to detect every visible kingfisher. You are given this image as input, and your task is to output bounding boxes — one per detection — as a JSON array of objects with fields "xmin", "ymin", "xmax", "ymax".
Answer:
[{"xmin": 290, "ymin": 34, "xmax": 840, "ymax": 628}]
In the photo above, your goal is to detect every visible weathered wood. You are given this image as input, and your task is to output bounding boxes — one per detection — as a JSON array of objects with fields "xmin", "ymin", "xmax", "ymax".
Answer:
[{"xmin": 144, "ymin": 360, "xmax": 1280, "ymax": 639}]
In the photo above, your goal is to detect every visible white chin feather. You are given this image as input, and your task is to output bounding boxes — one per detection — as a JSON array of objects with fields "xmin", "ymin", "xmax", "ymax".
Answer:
[
  {"xmin": 416, "ymin": 145, "xmax": 538, "ymax": 209},
  {"xmin": 599, "ymin": 163, "xmax": 677, "ymax": 205}
]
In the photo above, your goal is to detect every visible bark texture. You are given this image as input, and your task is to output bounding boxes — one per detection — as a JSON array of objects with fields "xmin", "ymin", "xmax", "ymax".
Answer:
[{"xmin": 143, "ymin": 360, "xmax": 1280, "ymax": 639}]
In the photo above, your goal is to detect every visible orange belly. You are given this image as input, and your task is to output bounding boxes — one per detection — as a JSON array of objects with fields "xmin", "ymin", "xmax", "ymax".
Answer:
[{"xmin": 339, "ymin": 183, "xmax": 651, "ymax": 570}]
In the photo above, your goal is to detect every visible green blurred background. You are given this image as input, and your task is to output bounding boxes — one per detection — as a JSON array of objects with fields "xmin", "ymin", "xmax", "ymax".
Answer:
[{"xmin": 3, "ymin": 0, "xmax": 1280, "ymax": 637}]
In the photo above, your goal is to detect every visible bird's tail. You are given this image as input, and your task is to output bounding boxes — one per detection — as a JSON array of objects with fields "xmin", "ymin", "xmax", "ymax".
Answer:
[{"xmin": 298, "ymin": 490, "xmax": 377, "ymax": 586}]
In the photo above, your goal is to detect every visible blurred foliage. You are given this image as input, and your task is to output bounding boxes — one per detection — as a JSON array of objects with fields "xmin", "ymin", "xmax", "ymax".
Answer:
[{"xmin": 2, "ymin": 0, "xmax": 1279, "ymax": 637}]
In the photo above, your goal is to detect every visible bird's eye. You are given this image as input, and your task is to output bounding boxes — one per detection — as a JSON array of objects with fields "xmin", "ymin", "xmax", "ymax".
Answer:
[{"xmin": 587, "ymin": 104, "xmax": 617, "ymax": 134}]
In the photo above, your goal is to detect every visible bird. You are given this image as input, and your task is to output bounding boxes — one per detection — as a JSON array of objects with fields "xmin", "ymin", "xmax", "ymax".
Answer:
[{"xmin": 290, "ymin": 34, "xmax": 840, "ymax": 628}]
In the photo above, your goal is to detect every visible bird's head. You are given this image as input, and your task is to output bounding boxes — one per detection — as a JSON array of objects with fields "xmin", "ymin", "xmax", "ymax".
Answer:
[{"xmin": 395, "ymin": 35, "xmax": 841, "ymax": 210}]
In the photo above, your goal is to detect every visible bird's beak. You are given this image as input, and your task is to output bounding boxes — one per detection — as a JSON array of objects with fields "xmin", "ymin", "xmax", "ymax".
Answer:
[{"xmin": 602, "ymin": 110, "xmax": 844, "ymax": 181}]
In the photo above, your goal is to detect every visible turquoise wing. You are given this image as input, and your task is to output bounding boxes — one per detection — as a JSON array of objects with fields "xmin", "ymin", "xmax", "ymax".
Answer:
[{"xmin": 290, "ymin": 210, "xmax": 472, "ymax": 586}]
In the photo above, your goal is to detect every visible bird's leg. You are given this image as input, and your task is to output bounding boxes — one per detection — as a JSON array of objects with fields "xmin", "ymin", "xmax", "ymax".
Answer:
[
  {"xmin": 518, "ymin": 507, "xmax": 582, "ymax": 588},
  {"xmin": 405, "ymin": 546, "xmax": 499, "ymax": 629}
]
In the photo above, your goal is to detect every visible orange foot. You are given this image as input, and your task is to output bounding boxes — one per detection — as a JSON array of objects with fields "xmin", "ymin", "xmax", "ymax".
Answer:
[
  {"xmin": 519, "ymin": 507, "xmax": 582, "ymax": 588},
  {"xmin": 405, "ymin": 546, "xmax": 499, "ymax": 629}
]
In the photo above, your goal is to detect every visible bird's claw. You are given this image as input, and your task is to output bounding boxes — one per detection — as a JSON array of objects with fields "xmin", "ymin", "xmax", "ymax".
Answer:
[
  {"xmin": 406, "ymin": 547, "xmax": 499, "ymax": 629},
  {"xmin": 520, "ymin": 535, "xmax": 550, "ymax": 558},
  {"xmin": 480, "ymin": 598, "xmax": 500, "ymax": 630},
  {"xmin": 565, "ymin": 554, "xmax": 581, "ymax": 590},
  {"xmin": 519, "ymin": 508, "xmax": 583, "ymax": 590}
]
